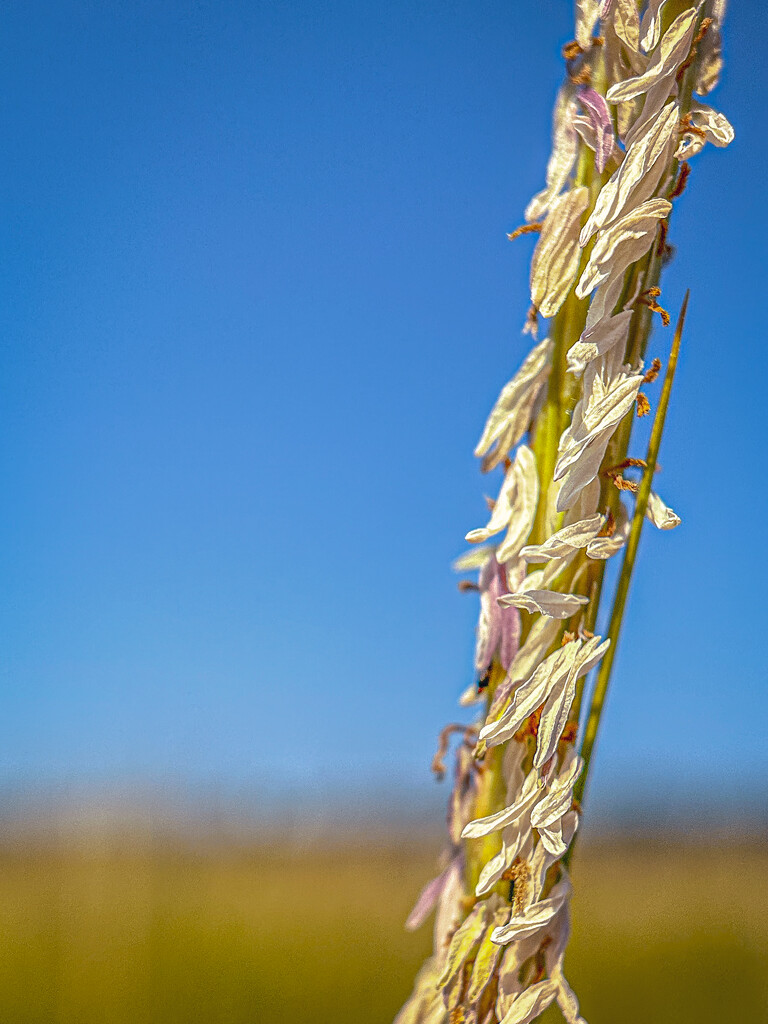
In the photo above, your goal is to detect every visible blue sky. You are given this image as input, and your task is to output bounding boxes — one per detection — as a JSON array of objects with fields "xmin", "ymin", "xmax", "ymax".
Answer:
[{"xmin": 1, "ymin": 1, "xmax": 765, "ymax": 813}]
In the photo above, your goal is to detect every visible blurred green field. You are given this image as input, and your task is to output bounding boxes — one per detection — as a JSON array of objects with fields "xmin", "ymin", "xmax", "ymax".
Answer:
[{"xmin": 0, "ymin": 830, "xmax": 766, "ymax": 1023}]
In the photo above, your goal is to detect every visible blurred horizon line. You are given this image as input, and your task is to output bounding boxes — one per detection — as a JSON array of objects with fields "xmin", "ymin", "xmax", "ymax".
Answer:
[{"xmin": 2, "ymin": 775, "xmax": 767, "ymax": 846}]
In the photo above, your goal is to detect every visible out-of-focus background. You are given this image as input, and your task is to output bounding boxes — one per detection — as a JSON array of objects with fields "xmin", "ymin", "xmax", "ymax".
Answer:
[
  {"xmin": 1, "ymin": 823, "xmax": 767, "ymax": 1023},
  {"xmin": 1, "ymin": 1, "xmax": 766, "ymax": 1021}
]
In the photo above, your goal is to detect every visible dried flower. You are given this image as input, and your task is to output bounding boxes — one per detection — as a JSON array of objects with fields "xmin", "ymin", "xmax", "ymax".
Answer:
[
  {"xmin": 531, "ymin": 188, "xmax": 590, "ymax": 318},
  {"xmin": 396, "ymin": 5, "xmax": 732, "ymax": 1022},
  {"xmin": 474, "ymin": 339, "xmax": 553, "ymax": 472},
  {"xmin": 576, "ymin": 87, "xmax": 615, "ymax": 173}
]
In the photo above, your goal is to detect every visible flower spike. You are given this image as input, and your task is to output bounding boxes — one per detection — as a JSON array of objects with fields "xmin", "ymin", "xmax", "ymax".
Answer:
[{"xmin": 396, "ymin": 5, "xmax": 731, "ymax": 1021}]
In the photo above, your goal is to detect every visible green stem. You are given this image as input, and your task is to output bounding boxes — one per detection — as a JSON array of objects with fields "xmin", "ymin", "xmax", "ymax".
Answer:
[{"xmin": 564, "ymin": 292, "xmax": 689, "ymax": 866}]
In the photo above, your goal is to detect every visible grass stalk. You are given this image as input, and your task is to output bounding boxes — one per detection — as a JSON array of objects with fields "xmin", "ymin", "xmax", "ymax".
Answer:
[{"xmin": 565, "ymin": 291, "xmax": 689, "ymax": 864}]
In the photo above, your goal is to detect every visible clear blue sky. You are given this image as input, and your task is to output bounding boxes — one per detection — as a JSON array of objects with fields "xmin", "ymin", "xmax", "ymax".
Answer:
[{"xmin": 1, "ymin": 1, "xmax": 764, "ymax": 813}]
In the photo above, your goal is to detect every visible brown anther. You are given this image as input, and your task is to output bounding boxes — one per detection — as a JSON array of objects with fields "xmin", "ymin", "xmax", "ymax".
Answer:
[
  {"xmin": 591, "ymin": 35, "xmax": 605, "ymax": 47},
  {"xmin": 561, "ymin": 631, "xmax": 577, "ymax": 646},
  {"xmin": 609, "ymin": 473, "xmax": 639, "ymax": 493},
  {"xmin": 643, "ymin": 358, "xmax": 662, "ymax": 384},
  {"xmin": 636, "ymin": 393, "xmax": 651, "ymax": 417},
  {"xmin": 530, "ymin": 961, "xmax": 546, "ymax": 984},
  {"xmin": 639, "ymin": 287, "xmax": 671, "ymax": 325},
  {"xmin": 524, "ymin": 948, "xmax": 547, "ymax": 986},
  {"xmin": 515, "ymin": 705, "xmax": 543, "ymax": 742},
  {"xmin": 671, "ymin": 161, "xmax": 691, "ymax": 199},
  {"xmin": 679, "ymin": 113, "xmax": 707, "ymax": 140},
  {"xmin": 508, "ymin": 222, "xmax": 543, "ymax": 241},
  {"xmin": 694, "ymin": 17, "xmax": 713, "ymax": 46},
  {"xmin": 656, "ymin": 219, "xmax": 669, "ymax": 258},
  {"xmin": 540, "ymin": 754, "xmax": 556, "ymax": 778},
  {"xmin": 431, "ymin": 729, "xmax": 453, "ymax": 780},
  {"xmin": 501, "ymin": 856, "xmax": 522, "ymax": 883},
  {"xmin": 431, "ymin": 723, "xmax": 478, "ymax": 780},
  {"xmin": 504, "ymin": 456, "xmax": 512, "ymax": 471},
  {"xmin": 560, "ymin": 721, "xmax": 578, "ymax": 744},
  {"xmin": 525, "ymin": 304, "xmax": 539, "ymax": 333},
  {"xmin": 485, "ymin": 494, "xmax": 496, "ymax": 512},
  {"xmin": 562, "ymin": 40, "xmax": 583, "ymax": 60},
  {"xmin": 605, "ymin": 458, "xmax": 646, "ymax": 476},
  {"xmin": 530, "ymin": 944, "xmax": 548, "ymax": 984},
  {"xmin": 572, "ymin": 798, "xmax": 583, "ymax": 815},
  {"xmin": 675, "ymin": 62, "xmax": 691, "ymax": 85},
  {"xmin": 645, "ymin": 300, "xmax": 670, "ymax": 325},
  {"xmin": 530, "ymin": 707, "xmax": 543, "ymax": 737},
  {"xmin": 580, "ymin": 628, "xmax": 595, "ymax": 640},
  {"xmin": 675, "ymin": 20, "xmax": 711, "ymax": 84},
  {"xmin": 598, "ymin": 508, "xmax": 616, "ymax": 538},
  {"xmin": 569, "ymin": 65, "xmax": 592, "ymax": 86},
  {"xmin": 457, "ymin": 580, "xmax": 479, "ymax": 593}
]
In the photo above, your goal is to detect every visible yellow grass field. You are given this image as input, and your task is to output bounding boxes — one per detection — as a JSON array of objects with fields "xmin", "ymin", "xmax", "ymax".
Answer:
[{"xmin": 0, "ymin": 832, "xmax": 766, "ymax": 1023}]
